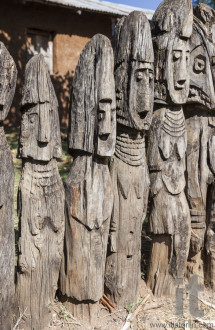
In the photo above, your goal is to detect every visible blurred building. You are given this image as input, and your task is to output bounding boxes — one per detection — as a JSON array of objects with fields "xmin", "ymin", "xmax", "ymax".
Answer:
[{"xmin": 0, "ymin": 0, "xmax": 154, "ymax": 127}]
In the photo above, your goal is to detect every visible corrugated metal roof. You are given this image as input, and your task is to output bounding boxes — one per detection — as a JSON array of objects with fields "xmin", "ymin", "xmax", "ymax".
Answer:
[{"xmin": 26, "ymin": 0, "xmax": 154, "ymax": 19}]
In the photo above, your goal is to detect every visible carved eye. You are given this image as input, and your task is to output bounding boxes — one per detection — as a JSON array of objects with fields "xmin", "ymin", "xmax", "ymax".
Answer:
[
  {"xmin": 194, "ymin": 56, "xmax": 206, "ymax": 73},
  {"xmin": 98, "ymin": 112, "xmax": 104, "ymax": 121},
  {"xmin": 29, "ymin": 114, "xmax": 37, "ymax": 124},
  {"xmin": 149, "ymin": 71, "xmax": 153, "ymax": 82},
  {"xmin": 173, "ymin": 51, "xmax": 182, "ymax": 61},
  {"xmin": 136, "ymin": 71, "xmax": 144, "ymax": 81}
]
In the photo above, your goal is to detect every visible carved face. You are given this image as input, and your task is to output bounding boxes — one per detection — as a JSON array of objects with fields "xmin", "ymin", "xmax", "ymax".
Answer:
[
  {"xmin": 129, "ymin": 61, "xmax": 154, "ymax": 130},
  {"xmin": 96, "ymin": 96, "xmax": 116, "ymax": 157},
  {"xmin": 19, "ymin": 54, "xmax": 62, "ymax": 161},
  {"xmin": 167, "ymin": 37, "xmax": 190, "ymax": 104},
  {"xmin": 186, "ymin": 26, "xmax": 215, "ymax": 109},
  {"xmin": 19, "ymin": 102, "xmax": 62, "ymax": 161},
  {"xmin": 115, "ymin": 60, "xmax": 154, "ymax": 131},
  {"xmin": 69, "ymin": 34, "xmax": 116, "ymax": 158}
]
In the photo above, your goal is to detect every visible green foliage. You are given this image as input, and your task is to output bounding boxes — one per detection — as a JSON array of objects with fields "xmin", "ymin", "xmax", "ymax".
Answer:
[
  {"xmin": 126, "ymin": 297, "xmax": 145, "ymax": 314},
  {"xmin": 193, "ymin": 0, "xmax": 215, "ymax": 8}
]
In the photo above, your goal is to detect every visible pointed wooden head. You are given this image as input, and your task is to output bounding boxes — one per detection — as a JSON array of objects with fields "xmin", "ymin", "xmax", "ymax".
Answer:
[
  {"xmin": 19, "ymin": 54, "xmax": 62, "ymax": 161},
  {"xmin": 69, "ymin": 34, "xmax": 116, "ymax": 157},
  {"xmin": 114, "ymin": 11, "xmax": 154, "ymax": 131},
  {"xmin": 187, "ymin": 4, "xmax": 215, "ymax": 110},
  {"xmin": 0, "ymin": 42, "xmax": 17, "ymax": 121},
  {"xmin": 152, "ymin": 0, "xmax": 193, "ymax": 105}
]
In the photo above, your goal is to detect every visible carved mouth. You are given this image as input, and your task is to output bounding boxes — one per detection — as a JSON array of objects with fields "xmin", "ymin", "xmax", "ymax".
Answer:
[
  {"xmin": 187, "ymin": 86, "xmax": 211, "ymax": 107},
  {"xmin": 99, "ymin": 134, "xmax": 109, "ymax": 141},
  {"xmin": 38, "ymin": 141, "xmax": 49, "ymax": 147},
  {"xmin": 175, "ymin": 82, "xmax": 186, "ymax": 90}
]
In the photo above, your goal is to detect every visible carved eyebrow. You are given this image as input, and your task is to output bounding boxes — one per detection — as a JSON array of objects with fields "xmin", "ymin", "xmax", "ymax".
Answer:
[{"xmin": 28, "ymin": 112, "xmax": 38, "ymax": 116}]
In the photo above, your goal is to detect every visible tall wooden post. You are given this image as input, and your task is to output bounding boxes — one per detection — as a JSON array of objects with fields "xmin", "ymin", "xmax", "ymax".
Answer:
[
  {"xmin": 104, "ymin": 11, "xmax": 154, "ymax": 307},
  {"xmin": 16, "ymin": 54, "xmax": 65, "ymax": 329},
  {"xmin": 184, "ymin": 4, "xmax": 215, "ymax": 286},
  {"xmin": 147, "ymin": 0, "xmax": 193, "ymax": 297},
  {"xmin": 0, "ymin": 41, "xmax": 17, "ymax": 330},
  {"xmin": 59, "ymin": 34, "xmax": 116, "ymax": 323}
]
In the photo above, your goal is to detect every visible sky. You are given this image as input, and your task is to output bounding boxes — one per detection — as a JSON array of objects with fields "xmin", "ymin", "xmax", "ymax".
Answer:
[{"xmin": 108, "ymin": 0, "xmax": 163, "ymax": 10}]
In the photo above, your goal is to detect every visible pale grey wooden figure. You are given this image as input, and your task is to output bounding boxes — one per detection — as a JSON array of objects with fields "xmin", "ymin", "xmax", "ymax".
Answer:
[
  {"xmin": 0, "ymin": 41, "xmax": 17, "ymax": 330},
  {"xmin": 59, "ymin": 34, "xmax": 116, "ymax": 322},
  {"xmin": 147, "ymin": 0, "xmax": 193, "ymax": 297},
  {"xmin": 104, "ymin": 11, "xmax": 154, "ymax": 307},
  {"xmin": 184, "ymin": 4, "xmax": 215, "ymax": 287},
  {"xmin": 16, "ymin": 54, "xmax": 65, "ymax": 330}
]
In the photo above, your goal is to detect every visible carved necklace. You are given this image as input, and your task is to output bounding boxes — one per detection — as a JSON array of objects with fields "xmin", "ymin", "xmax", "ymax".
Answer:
[
  {"xmin": 162, "ymin": 109, "xmax": 186, "ymax": 137},
  {"xmin": 115, "ymin": 130, "xmax": 145, "ymax": 166}
]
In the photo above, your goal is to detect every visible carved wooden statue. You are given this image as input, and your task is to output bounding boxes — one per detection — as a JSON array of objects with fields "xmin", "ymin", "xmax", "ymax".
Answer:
[
  {"xmin": 104, "ymin": 11, "xmax": 154, "ymax": 307},
  {"xmin": 0, "ymin": 42, "xmax": 17, "ymax": 330},
  {"xmin": 183, "ymin": 4, "xmax": 215, "ymax": 282},
  {"xmin": 16, "ymin": 54, "xmax": 65, "ymax": 329},
  {"xmin": 59, "ymin": 34, "xmax": 116, "ymax": 320},
  {"xmin": 146, "ymin": 0, "xmax": 193, "ymax": 297}
]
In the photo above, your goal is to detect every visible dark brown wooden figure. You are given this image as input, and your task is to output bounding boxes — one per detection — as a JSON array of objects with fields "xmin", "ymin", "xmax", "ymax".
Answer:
[
  {"xmin": 59, "ymin": 34, "xmax": 116, "ymax": 321},
  {"xmin": 146, "ymin": 0, "xmax": 193, "ymax": 297},
  {"xmin": 16, "ymin": 54, "xmax": 65, "ymax": 329},
  {"xmin": 104, "ymin": 11, "xmax": 154, "ymax": 307},
  {"xmin": 0, "ymin": 42, "xmax": 17, "ymax": 330}
]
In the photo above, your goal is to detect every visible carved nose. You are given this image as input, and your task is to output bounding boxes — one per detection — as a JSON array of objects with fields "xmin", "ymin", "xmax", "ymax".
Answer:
[
  {"xmin": 38, "ymin": 104, "xmax": 51, "ymax": 143},
  {"xmin": 38, "ymin": 129, "xmax": 50, "ymax": 143},
  {"xmin": 137, "ymin": 109, "xmax": 149, "ymax": 119},
  {"xmin": 99, "ymin": 124, "xmax": 111, "ymax": 137}
]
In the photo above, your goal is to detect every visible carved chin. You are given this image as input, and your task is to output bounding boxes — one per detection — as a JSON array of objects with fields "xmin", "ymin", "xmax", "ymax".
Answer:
[
  {"xmin": 169, "ymin": 84, "xmax": 189, "ymax": 105},
  {"xmin": 174, "ymin": 83, "xmax": 186, "ymax": 91}
]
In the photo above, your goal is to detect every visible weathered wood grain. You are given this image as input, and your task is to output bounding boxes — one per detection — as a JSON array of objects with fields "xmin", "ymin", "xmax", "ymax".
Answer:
[
  {"xmin": 59, "ymin": 34, "xmax": 116, "ymax": 322},
  {"xmin": 16, "ymin": 54, "xmax": 65, "ymax": 329},
  {"xmin": 185, "ymin": 4, "xmax": 215, "ymax": 286},
  {"xmin": 147, "ymin": 0, "xmax": 193, "ymax": 297},
  {"xmin": 0, "ymin": 42, "xmax": 17, "ymax": 330},
  {"xmin": 104, "ymin": 11, "xmax": 154, "ymax": 307}
]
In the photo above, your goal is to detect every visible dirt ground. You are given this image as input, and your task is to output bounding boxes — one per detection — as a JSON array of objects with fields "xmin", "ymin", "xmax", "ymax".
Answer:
[{"xmin": 14, "ymin": 278, "xmax": 215, "ymax": 330}]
